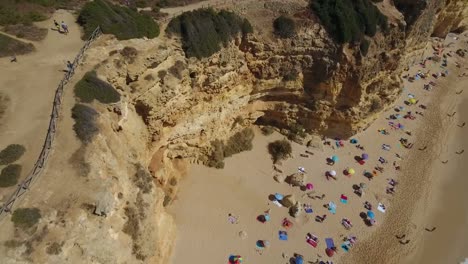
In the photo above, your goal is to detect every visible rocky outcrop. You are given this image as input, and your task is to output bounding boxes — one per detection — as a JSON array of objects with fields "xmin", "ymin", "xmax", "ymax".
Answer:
[{"xmin": 8, "ymin": 1, "xmax": 464, "ymax": 263}]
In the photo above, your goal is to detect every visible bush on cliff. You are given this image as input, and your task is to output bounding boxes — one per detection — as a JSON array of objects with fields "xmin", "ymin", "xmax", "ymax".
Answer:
[
  {"xmin": 268, "ymin": 139, "xmax": 292, "ymax": 163},
  {"xmin": 0, "ymin": 164, "xmax": 22, "ymax": 187},
  {"xmin": 206, "ymin": 128, "xmax": 255, "ymax": 169},
  {"xmin": 77, "ymin": 0, "xmax": 160, "ymax": 40},
  {"xmin": 71, "ymin": 104, "xmax": 99, "ymax": 144},
  {"xmin": 310, "ymin": 0, "xmax": 388, "ymax": 43},
  {"xmin": 74, "ymin": 71, "xmax": 120, "ymax": 104},
  {"xmin": 273, "ymin": 16, "xmax": 296, "ymax": 38},
  {"xmin": 166, "ymin": 8, "xmax": 253, "ymax": 59},
  {"xmin": 0, "ymin": 144, "xmax": 26, "ymax": 165},
  {"xmin": 12, "ymin": 208, "xmax": 41, "ymax": 229}
]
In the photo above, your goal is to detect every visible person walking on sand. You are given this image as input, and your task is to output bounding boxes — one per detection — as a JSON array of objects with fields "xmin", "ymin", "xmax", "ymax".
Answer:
[
  {"xmin": 61, "ymin": 21, "xmax": 69, "ymax": 34},
  {"xmin": 66, "ymin": 60, "xmax": 73, "ymax": 72}
]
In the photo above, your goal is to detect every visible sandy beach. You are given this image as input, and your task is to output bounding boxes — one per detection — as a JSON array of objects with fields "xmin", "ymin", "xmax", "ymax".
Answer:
[{"xmin": 168, "ymin": 32, "xmax": 468, "ymax": 264}]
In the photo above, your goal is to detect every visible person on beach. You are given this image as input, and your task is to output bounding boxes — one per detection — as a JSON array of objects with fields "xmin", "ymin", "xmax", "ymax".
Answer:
[
  {"xmin": 61, "ymin": 21, "xmax": 69, "ymax": 34},
  {"xmin": 228, "ymin": 213, "xmax": 238, "ymax": 224},
  {"xmin": 10, "ymin": 55, "xmax": 17, "ymax": 63}
]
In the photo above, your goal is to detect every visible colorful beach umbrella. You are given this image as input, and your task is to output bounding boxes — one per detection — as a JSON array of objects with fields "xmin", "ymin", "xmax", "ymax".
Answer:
[
  {"xmin": 229, "ymin": 255, "xmax": 243, "ymax": 263},
  {"xmin": 409, "ymin": 98, "xmax": 417, "ymax": 104},
  {"xmin": 274, "ymin": 193, "xmax": 284, "ymax": 201},
  {"xmin": 331, "ymin": 155, "xmax": 339, "ymax": 162},
  {"xmin": 295, "ymin": 255, "xmax": 304, "ymax": 264},
  {"xmin": 348, "ymin": 168, "xmax": 355, "ymax": 175},
  {"xmin": 329, "ymin": 170, "xmax": 337, "ymax": 176},
  {"xmin": 362, "ymin": 153, "xmax": 369, "ymax": 160},
  {"xmin": 306, "ymin": 183, "xmax": 314, "ymax": 190},
  {"xmin": 367, "ymin": 210, "xmax": 375, "ymax": 219}
]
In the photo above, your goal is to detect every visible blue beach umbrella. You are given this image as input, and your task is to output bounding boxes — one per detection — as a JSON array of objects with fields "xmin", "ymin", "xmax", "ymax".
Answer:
[
  {"xmin": 367, "ymin": 210, "xmax": 375, "ymax": 219},
  {"xmin": 331, "ymin": 155, "xmax": 339, "ymax": 162},
  {"xmin": 275, "ymin": 193, "xmax": 284, "ymax": 201}
]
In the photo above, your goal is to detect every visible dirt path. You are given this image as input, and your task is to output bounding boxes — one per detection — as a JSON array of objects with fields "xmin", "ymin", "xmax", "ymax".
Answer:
[{"xmin": 0, "ymin": 10, "xmax": 84, "ymax": 200}]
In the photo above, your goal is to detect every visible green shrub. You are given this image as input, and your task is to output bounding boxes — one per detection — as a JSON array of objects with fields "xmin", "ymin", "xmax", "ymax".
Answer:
[
  {"xmin": 74, "ymin": 71, "xmax": 120, "ymax": 104},
  {"xmin": 11, "ymin": 208, "xmax": 41, "ymax": 229},
  {"xmin": 241, "ymin": 18, "xmax": 253, "ymax": 34},
  {"xmin": 77, "ymin": 0, "xmax": 160, "ymax": 40},
  {"xmin": 268, "ymin": 139, "xmax": 292, "ymax": 163},
  {"xmin": 0, "ymin": 164, "xmax": 22, "ymax": 187},
  {"xmin": 0, "ymin": 144, "xmax": 26, "ymax": 165},
  {"xmin": 224, "ymin": 128, "xmax": 254, "ymax": 157},
  {"xmin": 360, "ymin": 39, "xmax": 370, "ymax": 56},
  {"xmin": 273, "ymin": 16, "xmax": 296, "ymax": 38},
  {"xmin": 26, "ymin": 11, "xmax": 48, "ymax": 22},
  {"xmin": 71, "ymin": 104, "xmax": 99, "ymax": 144},
  {"xmin": 166, "ymin": 8, "xmax": 253, "ymax": 59},
  {"xmin": 310, "ymin": 0, "xmax": 387, "ymax": 43}
]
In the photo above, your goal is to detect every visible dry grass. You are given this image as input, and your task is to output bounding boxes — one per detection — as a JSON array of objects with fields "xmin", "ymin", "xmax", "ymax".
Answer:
[
  {"xmin": 69, "ymin": 146, "xmax": 91, "ymax": 177},
  {"xmin": 4, "ymin": 24, "xmax": 48, "ymax": 41},
  {"xmin": 46, "ymin": 242, "xmax": 63, "ymax": 255},
  {"xmin": 133, "ymin": 164, "xmax": 153, "ymax": 194},
  {"xmin": 0, "ymin": 33, "xmax": 35, "ymax": 57}
]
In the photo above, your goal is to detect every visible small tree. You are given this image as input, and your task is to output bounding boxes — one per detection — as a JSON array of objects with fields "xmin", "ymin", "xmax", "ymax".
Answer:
[
  {"xmin": 0, "ymin": 144, "xmax": 25, "ymax": 165},
  {"xmin": 0, "ymin": 164, "xmax": 21, "ymax": 187},
  {"xmin": 11, "ymin": 208, "xmax": 41, "ymax": 229},
  {"xmin": 273, "ymin": 16, "xmax": 296, "ymax": 38},
  {"xmin": 268, "ymin": 140, "xmax": 292, "ymax": 163}
]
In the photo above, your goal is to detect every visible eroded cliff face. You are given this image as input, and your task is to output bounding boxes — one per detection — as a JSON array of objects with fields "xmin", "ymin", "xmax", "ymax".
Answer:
[
  {"xmin": 86, "ymin": 0, "xmax": 468, "ymax": 195},
  {"xmin": 5, "ymin": 1, "xmax": 466, "ymax": 263}
]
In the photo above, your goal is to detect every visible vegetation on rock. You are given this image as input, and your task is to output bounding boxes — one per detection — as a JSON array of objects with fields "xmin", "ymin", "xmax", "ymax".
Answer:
[
  {"xmin": 71, "ymin": 104, "xmax": 99, "ymax": 144},
  {"xmin": 360, "ymin": 38, "xmax": 370, "ymax": 56},
  {"xmin": 77, "ymin": 0, "xmax": 160, "ymax": 40},
  {"xmin": 273, "ymin": 15, "xmax": 296, "ymax": 38},
  {"xmin": 74, "ymin": 71, "xmax": 120, "ymax": 104},
  {"xmin": 166, "ymin": 8, "xmax": 253, "ymax": 58},
  {"xmin": 310, "ymin": 0, "xmax": 387, "ymax": 43},
  {"xmin": 0, "ymin": 144, "xmax": 26, "ymax": 165},
  {"xmin": 268, "ymin": 139, "xmax": 292, "ymax": 163},
  {"xmin": 207, "ymin": 128, "xmax": 255, "ymax": 168},
  {"xmin": 11, "ymin": 208, "xmax": 41, "ymax": 229},
  {"xmin": 0, "ymin": 164, "xmax": 22, "ymax": 187}
]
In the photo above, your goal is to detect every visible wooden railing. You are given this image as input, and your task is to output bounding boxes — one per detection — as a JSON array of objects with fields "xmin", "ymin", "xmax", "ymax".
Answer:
[{"xmin": 0, "ymin": 27, "xmax": 102, "ymax": 219}]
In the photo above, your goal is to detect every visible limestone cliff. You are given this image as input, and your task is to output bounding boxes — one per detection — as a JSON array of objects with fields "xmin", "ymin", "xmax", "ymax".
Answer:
[{"xmin": 3, "ymin": 0, "xmax": 467, "ymax": 263}]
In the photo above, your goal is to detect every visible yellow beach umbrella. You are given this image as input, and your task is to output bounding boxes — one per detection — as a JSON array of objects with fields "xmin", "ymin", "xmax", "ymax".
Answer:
[
  {"xmin": 348, "ymin": 168, "xmax": 355, "ymax": 175},
  {"xmin": 408, "ymin": 98, "xmax": 417, "ymax": 104}
]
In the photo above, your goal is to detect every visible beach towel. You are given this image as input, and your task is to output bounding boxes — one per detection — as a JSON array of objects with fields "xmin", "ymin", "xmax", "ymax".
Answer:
[
  {"xmin": 377, "ymin": 203, "xmax": 386, "ymax": 213},
  {"xmin": 272, "ymin": 200, "xmax": 283, "ymax": 207},
  {"xmin": 341, "ymin": 243, "xmax": 350, "ymax": 252},
  {"xmin": 340, "ymin": 195, "xmax": 348, "ymax": 204},
  {"xmin": 306, "ymin": 238, "xmax": 317, "ymax": 248},
  {"xmin": 328, "ymin": 202, "xmax": 337, "ymax": 214},
  {"xmin": 279, "ymin": 231, "xmax": 288, "ymax": 241},
  {"xmin": 325, "ymin": 238, "xmax": 335, "ymax": 249}
]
